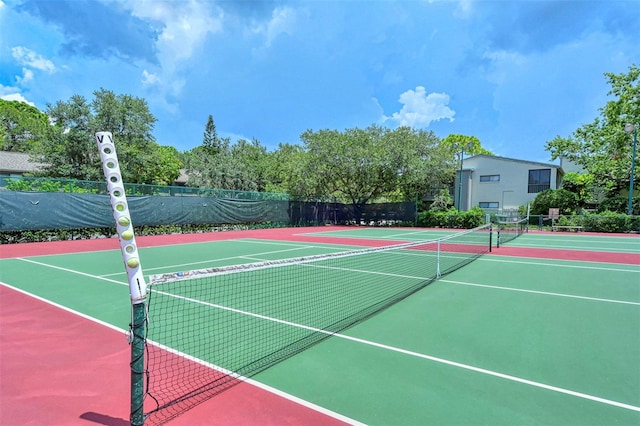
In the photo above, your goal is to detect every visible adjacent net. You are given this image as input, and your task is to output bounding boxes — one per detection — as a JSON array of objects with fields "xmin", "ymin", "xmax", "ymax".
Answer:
[
  {"xmin": 142, "ymin": 224, "xmax": 491, "ymax": 424},
  {"xmin": 496, "ymin": 218, "xmax": 528, "ymax": 247}
]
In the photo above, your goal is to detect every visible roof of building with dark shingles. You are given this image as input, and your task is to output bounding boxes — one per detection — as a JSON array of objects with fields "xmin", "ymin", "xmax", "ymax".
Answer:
[{"xmin": 0, "ymin": 151, "xmax": 43, "ymax": 173}]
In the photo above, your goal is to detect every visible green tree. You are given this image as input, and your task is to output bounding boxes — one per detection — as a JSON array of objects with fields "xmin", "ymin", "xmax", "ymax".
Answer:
[
  {"xmin": 430, "ymin": 189, "xmax": 453, "ymax": 212},
  {"xmin": 184, "ymin": 142, "xmax": 231, "ymax": 189},
  {"xmin": 387, "ymin": 127, "xmax": 454, "ymax": 201},
  {"xmin": 530, "ymin": 188, "xmax": 579, "ymax": 215},
  {"xmin": 440, "ymin": 134, "xmax": 493, "ymax": 156},
  {"xmin": 561, "ymin": 172, "xmax": 599, "ymax": 208},
  {"xmin": 230, "ymin": 138, "xmax": 269, "ymax": 192},
  {"xmin": 185, "ymin": 115, "xmax": 225, "ymax": 189},
  {"xmin": 300, "ymin": 125, "xmax": 453, "ymax": 218},
  {"xmin": 301, "ymin": 125, "xmax": 395, "ymax": 207},
  {"xmin": 31, "ymin": 88, "xmax": 179, "ymax": 185},
  {"xmin": 202, "ymin": 114, "xmax": 221, "ymax": 155},
  {"xmin": 185, "ymin": 116, "xmax": 271, "ymax": 191},
  {"xmin": 263, "ymin": 143, "xmax": 310, "ymax": 197},
  {"xmin": 145, "ymin": 145, "xmax": 183, "ymax": 185},
  {"xmin": 39, "ymin": 95, "xmax": 98, "ymax": 180},
  {"xmin": 0, "ymin": 99, "xmax": 49, "ymax": 152},
  {"xmin": 545, "ymin": 64, "xmax": 639, "ymax": 195}
]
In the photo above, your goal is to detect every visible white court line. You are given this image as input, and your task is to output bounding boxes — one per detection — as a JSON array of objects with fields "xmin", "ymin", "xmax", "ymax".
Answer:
[
  {"xmin": 155, "ymin": 287, "xmax": 640, "ymax": 414},
  {"xmin": 13, "ymin": 257, "xmax": 640, "ymax": 414},
  {"xmin": 481, "ymin": 256, "xmax": 640, "ymax": 273},
  {"xmin": 18, "ymin": 257, "xmax": 127, "ymax": 285},
  {"xmin": 505, "ymin": 242, "xmax": 638, "ymax": 254},
  {"xmin": 0, "ymin": 278, "xmax": 364, "ymax": 426},
  {"xmin": 440, "ymin": 279, "xmax": 640, "ymax": 306}
]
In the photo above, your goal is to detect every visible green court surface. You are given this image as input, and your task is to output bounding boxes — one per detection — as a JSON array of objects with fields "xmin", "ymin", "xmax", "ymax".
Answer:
[
  {"xmin": 1, "ymin": 229, "xmax": 639, "ymax": 425},
  {"xmin": 499, "ymin": 232, "xmax": 640, "ymax": 253}
]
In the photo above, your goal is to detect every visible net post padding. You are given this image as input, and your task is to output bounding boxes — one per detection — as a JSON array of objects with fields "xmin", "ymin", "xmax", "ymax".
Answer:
[
  {"xmin": 143, "ymin": 224, "xmax": 491, "ymax": 423},
  {"xmin": 95, "ymin": 132, "xmax": 148, "ymax": 426}
]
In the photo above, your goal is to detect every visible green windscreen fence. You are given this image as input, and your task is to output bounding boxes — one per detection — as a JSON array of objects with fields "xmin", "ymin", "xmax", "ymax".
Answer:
[{"xmin": 0, "ymin": 192, "xmax": 416, "ymax": 231}]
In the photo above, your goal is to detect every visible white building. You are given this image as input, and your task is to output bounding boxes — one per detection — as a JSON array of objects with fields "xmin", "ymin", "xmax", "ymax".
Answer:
[{"xmin": 455, "ymin": 154, "xmax": 564, "ymax": 212}]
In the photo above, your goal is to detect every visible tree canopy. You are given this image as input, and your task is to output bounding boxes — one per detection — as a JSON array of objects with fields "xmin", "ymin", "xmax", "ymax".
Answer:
[
  {"xmin": 299, "ymin": 125, "xmax": 454, "ymax": 205},
  {"xmin": 0, "ymin": 99, "xmax": 49, "ymax": 152},
  {"xmin": 440, "ymin": 134, "xmax": 493, "ymax": 157},
  {"xmin": 30, "ymin": 88, "xmax": 181, "ymax": 185},
  {"xmin": 545, "ymin": 64, "xmax": 639, "ymax": 194}
]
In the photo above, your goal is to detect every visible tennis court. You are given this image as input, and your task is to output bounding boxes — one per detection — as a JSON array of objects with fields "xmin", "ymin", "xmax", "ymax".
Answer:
[{"xmin": 1, "ymin": 226, "xmax": 639, "ymax": 425}]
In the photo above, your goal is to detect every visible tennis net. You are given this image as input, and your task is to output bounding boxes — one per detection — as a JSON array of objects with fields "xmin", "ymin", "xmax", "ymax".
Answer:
[
  {"xmin": 142, "ymin": 224, "xmax": 492, "ymax": 424},
  {"xmin": 496, "ymin": 218, "xmax": 528, "ymax": 247}
]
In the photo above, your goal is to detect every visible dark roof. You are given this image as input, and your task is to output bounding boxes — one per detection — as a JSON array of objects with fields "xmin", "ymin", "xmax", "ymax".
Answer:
[{"xmin": 0, "ymin": 151, "xmax": 43, "ymax": 173}]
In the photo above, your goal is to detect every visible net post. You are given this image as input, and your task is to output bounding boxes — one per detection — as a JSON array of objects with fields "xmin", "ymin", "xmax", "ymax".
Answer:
[
  {"xmin": 95, "ymin": 132, "xmax": 147, "ymax": 426},
  {"xmin": 436, "ymin": 239, "xmax": 441, "ymax": 278},
  {"xmin": 130, "ymin": 302, "xmax": 146, "ymax": 425},
  {"xmin": 489, "ymin": 224, "xmax": 493, "ymax": 252}
]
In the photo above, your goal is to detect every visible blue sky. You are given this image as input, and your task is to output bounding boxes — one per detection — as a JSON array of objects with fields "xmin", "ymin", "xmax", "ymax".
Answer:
[{"xmin": 1, "ymin": 0, "xmax": 638, "ymax": 163}]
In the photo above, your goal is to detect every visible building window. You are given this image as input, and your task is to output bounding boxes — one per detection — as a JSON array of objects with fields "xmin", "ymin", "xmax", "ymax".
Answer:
[
  {"xmin": 528, "ymin": 169, "xmax": 551, "ymax": 193},
  {"xmin": 480, "ymin": 174, "xmax": 500, "ymax": 182},
  {"xmin": 479, "ymin": 202, "xmax": 499, "ymax": 209}
]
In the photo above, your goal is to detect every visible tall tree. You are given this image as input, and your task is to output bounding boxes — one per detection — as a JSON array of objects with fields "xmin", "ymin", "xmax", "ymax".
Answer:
[
  {"xmin": 545, "ymin": 64, "xmax": 639, "ymax": 194},
  {"xmin": 39, "ymin": 95, "xmax": 98, "ymax": 180},
  {"xmin": 263, "ymin": 143, "xmax": 309, "ymax": 196},
  {"xmin": 230, "ymin": 138, "xmax": 269, "ymax": 192},
  {"xmin": 300, "ymin": 125, "xmax": 453, "ymax": 210},
  {"xmin": 202, "ymin": 115, "xmax": 221, "ymax": 155},
  {"xmin": 185, "ymin": 114, "xmax": 231, "ymax": 189},
  {"xmin": 440, "ymin": 134, "xmax": 493, "ymax": 156},
  {"xmin": 0, "ymin": 99, "xmax": 49, "ymax": 152},
  {"xmin": 391, "ymin": 127, "xmax": 455, "ymax": 201},
  {"xmin": 32, "ymin": 88, "xmax": 180, "ymax": 184}
]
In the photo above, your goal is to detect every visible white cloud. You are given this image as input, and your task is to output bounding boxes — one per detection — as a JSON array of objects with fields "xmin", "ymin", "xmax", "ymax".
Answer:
[
  {"xmin": 248, "ymin": 6, "xmax": 297, "ymax": 48},
  {"xmin": 141, "ymin": 69, "xmax": 160, "ymax": 86},
  {"xmin": 265, "ymin": 7, "xmax": 296, "ymax": 47},
  {"xmin": 0, "ymin": 88, "xmax": 36, "ymax": 106},
  {"xmin": 11, "ymin": 46, "xmax": 56, "ymax": 73},
  {"xmin": 16, "ymin": 68, "xmax": 34, "ymax": 84},
  {"xmin": 0, "ymin": 83, "xmax": 19, "ymax": 96},
  {"xmin": 122, "ymin": 0, "xmax": 223, "ymax": 98},
  {"xmin": 453, "ymin": 0, "xmax": 474, "ymax": 19},
  {"xmin": 126, "ymin": 1, "xmax": 222, "ymax": 62},
  {"xmin": 384, "ymin": 86, "xmax": 455, "ymax": 128}
]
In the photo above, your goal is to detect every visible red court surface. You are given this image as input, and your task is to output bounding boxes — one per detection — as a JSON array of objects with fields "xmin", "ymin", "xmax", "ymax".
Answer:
[
  {"xmin": 0, "ymin": 226, "xmax": 398, "ymax": 259},
  {"xmin": 0, "ymin": 227, "xmax": 364, "ymax": 425},
  {"xmin": 0, "ymin": 284, "xmax": 348, "ymax": 426}
]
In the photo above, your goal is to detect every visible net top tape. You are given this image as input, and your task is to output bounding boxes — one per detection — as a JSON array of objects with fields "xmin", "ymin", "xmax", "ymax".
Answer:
[{"xmin": 148, "ymin": 224, "xmax": 491, "ymax": 285}]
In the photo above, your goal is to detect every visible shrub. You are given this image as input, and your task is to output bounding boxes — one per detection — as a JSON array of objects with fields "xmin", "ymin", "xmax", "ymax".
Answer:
[
  {"xmin": 582, "ymin": 211, "xmax": 628, "ymax": 233},
  {"xmin": 416, "ymin": 207, "xmax": 485, "ymax": 229},
  {"xmin": 598, "ymin": 196, "xmax": 640, "ymax": 215},
  {"xmin": 530, "ymin": 189, "xmax": 579, "ymax": 215},
  {"xmin": 430, "ymin": 189, "xmax": 453, "ymax": 212}
]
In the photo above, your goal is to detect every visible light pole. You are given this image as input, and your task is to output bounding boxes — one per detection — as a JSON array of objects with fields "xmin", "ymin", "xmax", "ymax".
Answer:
[
  {"xmin": 625, "ymin": 123, "xmax": 637, "ymax": 215},
  {"xmin": 452, "ymin": 142, "xmax": 472, "ymax": 211}
]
